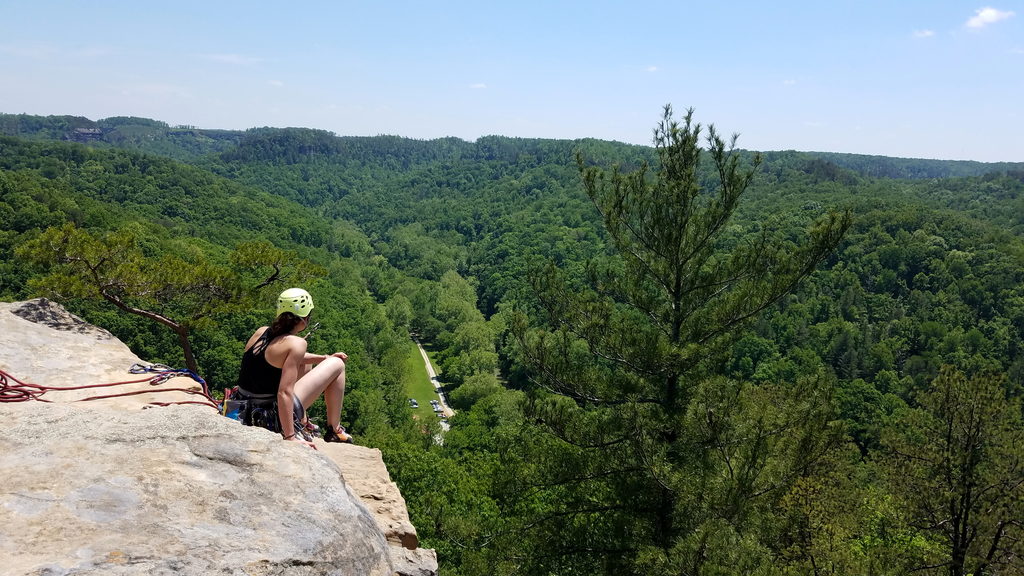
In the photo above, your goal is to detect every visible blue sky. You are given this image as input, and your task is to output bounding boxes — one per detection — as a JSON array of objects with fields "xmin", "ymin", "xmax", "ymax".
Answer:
[{"xmin": 1, "ymin": 1, "xmax": 1021, "ymax": 161}]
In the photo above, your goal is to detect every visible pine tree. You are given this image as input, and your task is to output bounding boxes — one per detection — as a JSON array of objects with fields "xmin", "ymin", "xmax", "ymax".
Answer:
[
  {"xmin": 511, "ymin": 106, "xmax": 851, "ymax": 574},
  {"xmin": 882, "ymin": 366, "xmax": 1024, "ymax": 576}
]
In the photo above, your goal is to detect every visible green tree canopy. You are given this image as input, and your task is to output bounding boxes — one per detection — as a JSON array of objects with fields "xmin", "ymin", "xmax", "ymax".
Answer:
[
  {"xmin": 882, "ymin": 366, "xmax": 1024, "ymax": 576},
  {"xmin": 17, "ymin": 223, "xmax": 322, "ymax": 373},
  {"xmin": 509, "ymin": 106, "xmax": 851, "ymax": 574}
]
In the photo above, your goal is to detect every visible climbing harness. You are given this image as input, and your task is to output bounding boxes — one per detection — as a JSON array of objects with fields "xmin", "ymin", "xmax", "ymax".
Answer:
[
  {"xmin": 0, "ymin": 364, "xmax": 219, "ymax": 410},
  {"xmin": 222, "ymin": 385, "xmax": 311, "ymax": 440}
]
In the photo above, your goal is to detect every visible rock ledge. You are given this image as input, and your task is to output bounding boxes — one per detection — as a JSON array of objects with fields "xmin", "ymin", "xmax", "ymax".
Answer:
[{"xmin": 0, "ymin": 299, "xmax": 437, "ymax": 576}]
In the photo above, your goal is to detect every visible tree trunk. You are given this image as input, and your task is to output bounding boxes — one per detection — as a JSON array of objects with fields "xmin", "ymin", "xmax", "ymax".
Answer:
[
  {"xmin": 99, "ymin": 290, "xmax": 201, "ymax": 375},
  {"xmin": 175, "ymin": 326, "xmax": 199, "ymax": 374}
]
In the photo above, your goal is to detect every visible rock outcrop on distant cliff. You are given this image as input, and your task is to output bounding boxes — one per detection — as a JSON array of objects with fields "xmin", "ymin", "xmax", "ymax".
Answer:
[{"xmin": 0, "ymin": 299, "xmax": 437, "ymax": 576}]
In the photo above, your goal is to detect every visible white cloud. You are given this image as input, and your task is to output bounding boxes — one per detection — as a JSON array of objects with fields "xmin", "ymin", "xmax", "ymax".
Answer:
[
  {"xmin": 268, "ymin": 80, "xmax": 284, "ymax": 87},
  {"xmin": 783, "ymin": 79, "xmax": 797, "ymax": 86},
  {"xmin": 470, "ymin": 83, "xmax": 487, "ymax": 89},
  {"xmin": 645, "ymin": 65, "xmax": 658, "ymax": 72},
  {"xmin": 913, "ymin": 29, "xmax": 936, "ymax": 38},
  {"xmin": 76, "ymin": 46, "xmax": 117, "ymax": 58},
  {"xmin": 0, "ymin": 43, "xmax": 60, "ymax": 59},
  {"xmin": 966, "ymin": 7, "xmax": 1015, "ymax": 28},
  {"xmin": 0, "ymin": 42, "xmax": 115, "ymax": 61},
  {"xmin": 119, "ymin": 83, "xmax": 193, "ymax": 99},
  {"xmin": 198, "ymin": 53, "xmax": 263, "ymax": 66}
]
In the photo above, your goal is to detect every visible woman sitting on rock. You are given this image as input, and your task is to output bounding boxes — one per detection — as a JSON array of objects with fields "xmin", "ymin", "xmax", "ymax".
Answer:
[{"xmin": 236, "ymin": 288, "xmax": 353, "ymax": 446}]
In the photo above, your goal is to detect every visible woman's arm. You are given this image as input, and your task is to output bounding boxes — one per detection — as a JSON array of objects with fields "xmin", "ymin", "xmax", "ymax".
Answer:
[
  {"xmin": 278, "ymin": 336, "xmax": 308, "ymax": 440},
  {"xmin": 303, "ymin": 352, "xmax": 329, "ymax": 364},
  {"xmin": 302, "ymin": 351, "xmax": 348, "ymax": 364}
]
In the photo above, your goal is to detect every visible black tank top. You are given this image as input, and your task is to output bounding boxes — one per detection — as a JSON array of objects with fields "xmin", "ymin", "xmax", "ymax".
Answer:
[{"xmin": 237, "ymin": 332, "xmax": 283, "ymax": 395}]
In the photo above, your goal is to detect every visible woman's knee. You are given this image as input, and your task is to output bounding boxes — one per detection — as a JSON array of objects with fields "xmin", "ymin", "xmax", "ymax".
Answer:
[{"xmin": 317, "ymin": 356, "xmax": 345, "ymax": 376}]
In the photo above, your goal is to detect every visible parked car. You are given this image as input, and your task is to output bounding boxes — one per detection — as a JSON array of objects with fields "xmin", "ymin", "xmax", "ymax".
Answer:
[{"xmin": 409, "ymin": 399, "xmax": 419, "ymax": 408}]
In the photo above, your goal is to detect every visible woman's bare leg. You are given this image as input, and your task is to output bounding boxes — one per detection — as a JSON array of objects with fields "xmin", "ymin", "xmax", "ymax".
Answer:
[
  {"xmin": 323, "ymin": 365, "xmax": 345, "ymax": 430},
  {"xmin": 293, "ymin": 357, "xmax": 346, "ymax": 429}
]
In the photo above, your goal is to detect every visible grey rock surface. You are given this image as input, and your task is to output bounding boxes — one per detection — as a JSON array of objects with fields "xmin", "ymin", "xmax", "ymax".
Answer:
[
  {"xmin": 0, "ymin": 300, "xmax": 437, "ymax": 576},
  {"xmin": 1, "ymin": 403, "xmax": 392, "ymax": 576}
]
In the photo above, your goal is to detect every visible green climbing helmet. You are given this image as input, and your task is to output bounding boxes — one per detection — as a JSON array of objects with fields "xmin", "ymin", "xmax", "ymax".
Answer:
[{"xmin": 276, "ymin": 288, "xmax": 314, "ymax": 318}]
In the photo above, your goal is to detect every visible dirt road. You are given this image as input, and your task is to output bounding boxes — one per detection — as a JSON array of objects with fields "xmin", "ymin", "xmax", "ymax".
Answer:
[{"xmin": 415, "ymin": 339, "xmax": 454, "ymax": 422}]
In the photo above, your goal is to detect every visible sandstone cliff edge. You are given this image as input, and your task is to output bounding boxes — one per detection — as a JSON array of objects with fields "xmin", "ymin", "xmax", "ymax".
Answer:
[{"xmin": 0, "ymin": 299, "xmax": 437, "ymax": 576}]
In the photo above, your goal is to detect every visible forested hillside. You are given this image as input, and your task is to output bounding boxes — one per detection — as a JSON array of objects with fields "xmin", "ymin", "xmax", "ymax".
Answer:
[
  {"xmin": 0, "ymin": 113, "xmax": 244, "ymax": 160},
  {"xmin": 2, "ymin": 111, "xmax": 1023, "ymax": 576}
]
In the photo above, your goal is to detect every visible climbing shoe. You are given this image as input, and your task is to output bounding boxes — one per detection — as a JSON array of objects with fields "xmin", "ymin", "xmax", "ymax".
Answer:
[{"xmin": 323, "ymin": 426, "xmax": 354, "ymax": 444}]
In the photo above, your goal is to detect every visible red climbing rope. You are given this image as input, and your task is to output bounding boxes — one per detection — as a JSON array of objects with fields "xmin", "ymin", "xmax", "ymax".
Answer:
[{"xmin": 0, "ymin": 367, "xmax": 219, "ymax": 410}]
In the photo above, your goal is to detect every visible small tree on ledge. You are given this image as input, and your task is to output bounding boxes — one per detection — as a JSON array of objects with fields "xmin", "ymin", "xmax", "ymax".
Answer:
[{"xmin": 17, "ymin": 222, "xmax": 322, "ymax": 375}]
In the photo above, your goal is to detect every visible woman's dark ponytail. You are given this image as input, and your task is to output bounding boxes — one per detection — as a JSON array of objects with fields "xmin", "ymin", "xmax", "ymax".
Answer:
[
  {"xmin": 253, "ymin": 312, "xmax": 303, "ymax": 353},
  {"xmin": 268, "ymin": 312, "xmax": 303, "ymax": 341}
]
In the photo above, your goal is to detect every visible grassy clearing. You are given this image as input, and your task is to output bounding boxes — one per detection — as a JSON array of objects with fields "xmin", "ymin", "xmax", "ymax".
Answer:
[{"xmin": 402, "ymin": 339, "xmax": 443, "ymax": 422}]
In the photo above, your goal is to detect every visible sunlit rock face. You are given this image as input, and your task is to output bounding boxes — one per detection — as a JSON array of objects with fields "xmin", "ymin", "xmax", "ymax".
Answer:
[{"xmin": 0, "ymin": 299, "xmax": 437, "ymax": 576}]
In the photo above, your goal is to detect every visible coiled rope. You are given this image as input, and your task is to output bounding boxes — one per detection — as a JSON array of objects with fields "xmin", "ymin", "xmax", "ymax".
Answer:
[
  {"xmin": 128, "ymin": 363, "xmax": 211, "ymax": 395},
  {"xmin": 0, "ymin": 363, "xmax": 219, "ymax": 410}
]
